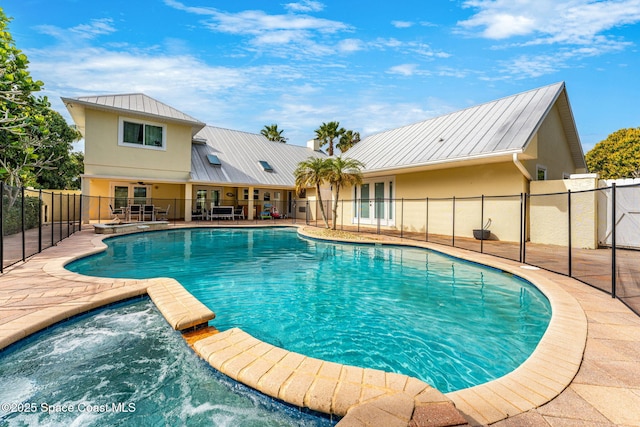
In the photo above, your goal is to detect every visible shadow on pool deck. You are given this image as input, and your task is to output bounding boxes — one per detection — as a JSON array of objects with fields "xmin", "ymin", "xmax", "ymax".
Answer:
[{"xmin": 1, "ymin": 224, "xmax": 639, "ymax": 426}]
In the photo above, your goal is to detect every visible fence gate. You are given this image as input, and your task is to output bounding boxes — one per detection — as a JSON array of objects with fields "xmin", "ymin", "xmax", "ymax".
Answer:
[{"xmin": 599, "ymin": 179, "xmax": 640, "ymax": 249}]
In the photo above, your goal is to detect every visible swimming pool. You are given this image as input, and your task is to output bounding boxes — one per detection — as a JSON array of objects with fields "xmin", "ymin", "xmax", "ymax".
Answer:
[
  {"xmin": 67, "ymin": 227, "xmax": 551, "ymax": 393},
  {"xmin": 0, "ymin": 299, "xmax": 334, "ymax": 426}
]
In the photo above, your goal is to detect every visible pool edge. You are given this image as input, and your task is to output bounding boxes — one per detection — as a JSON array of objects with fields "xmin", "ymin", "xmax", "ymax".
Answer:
[
  {"xmin": 296, "ymin": 226, "xmax": 587, "ymax": 426},
  {"xmin": 1, "ymin": 224, "xmax": 587, "ymax": 426}
]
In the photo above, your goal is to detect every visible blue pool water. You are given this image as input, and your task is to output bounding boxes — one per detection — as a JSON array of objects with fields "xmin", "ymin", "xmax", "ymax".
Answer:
[
  {"xmin": 0, "ymin": 299, "xmax": 334, "ymax": 426},
  {"xmin": 67, "ymin": 227, "xmax": 551, "ymax": 393}
]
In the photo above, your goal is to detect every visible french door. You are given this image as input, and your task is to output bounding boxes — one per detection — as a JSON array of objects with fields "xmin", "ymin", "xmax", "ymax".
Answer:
[
  {"xmin": 113, "ymin": 184, "xmax": 150, "ymax": 208},
  {"xmin": 354, "ymin": 178, "xmax": 394, "ymax": 226}
]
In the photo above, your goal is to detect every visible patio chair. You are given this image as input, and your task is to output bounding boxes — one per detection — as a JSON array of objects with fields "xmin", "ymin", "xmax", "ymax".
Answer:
[
  {"xmin": 128, "ymin": 204, "xmax": 142, "ymax": 222},
  {"xmin": 109, "ymin": 204, "xmax": 125, "ymax": 220},
  {"xmin": 192, "ymin": 207, "xmax": 205, "ymax": 221},
  {"xmin": 234, "ymin": 207, "xmax": 245, "ymax": 220},
  {"xmin": 156, "ymin": 204, "xmax": 170, "ymax": 221},
  {"xmin": 142, "ymin": 204, "xmax": 155, "ymax": 221},
  {"xmin": 260, "ymin": 203, "xmax": 272, "ymax": 220}
]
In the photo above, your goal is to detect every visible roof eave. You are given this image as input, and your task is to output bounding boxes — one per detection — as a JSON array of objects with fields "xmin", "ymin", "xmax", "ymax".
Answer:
[
  {"xmin": 61, "ymin": 97, "xmax": 207, "ymax": 135},
  {"xmin": 361, "ymin": 150, "xmax": 523, "ymax": 177}
]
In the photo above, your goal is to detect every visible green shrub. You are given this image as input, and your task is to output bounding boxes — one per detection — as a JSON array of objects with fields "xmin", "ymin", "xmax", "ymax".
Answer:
[{"xmin": 2, "ymin": 195, "xmax": 41, "ymax": 236}]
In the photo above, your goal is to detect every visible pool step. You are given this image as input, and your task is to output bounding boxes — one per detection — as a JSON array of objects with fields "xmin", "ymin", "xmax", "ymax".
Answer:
[
  {"xmin": 191, "ymin": 327, "xmax": 470, "ymax": 427},
  {"xmin": 182, "ymin": 326, "xmax": 219, "ymax": 348}
]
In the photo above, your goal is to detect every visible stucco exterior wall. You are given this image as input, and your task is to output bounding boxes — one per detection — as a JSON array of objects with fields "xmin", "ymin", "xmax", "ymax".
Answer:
[
  {"xmin": 530, "ymin": 177, "xmax": 599, "ymax": 249},
  {"xmin": 83, "ymin": 109, "xmax": 192, "ymax": 181},
  {"xmin": 334, "ymin": 162, "xmax": 528, "ymax": 241},
  {"xmin": 522, "ymin": 104, "xmax": 578, "ymax": 180},
  {"xmin": 84, "ymin": 179, "xmax": 186, "ymax": 221},
  {"xmin": 397, "ymin": 162, "xmax": 525, "ymax": 241}
]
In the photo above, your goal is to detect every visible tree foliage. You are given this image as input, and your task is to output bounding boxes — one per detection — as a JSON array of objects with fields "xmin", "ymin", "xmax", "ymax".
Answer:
[
  {"xmin": 314, "ymin": 121, "xmax": 361, "ymax": 156},
  {"xmin": 260, "ymin": 124, "xmax": 287, "ymax": 143},
  {"xmin": 0, "ymin": 8, "xmax": 82, "ymax": 191},
  {"xmin": 0, "ymin": 8, "xmax": 44, "ymax": 133},
  {"xmin": 326, "ymin": 156, "xmax": 364, "ymax": 230},
  {"xmin": 585, "ymin": 128, "xmax": 640, "ymax": 179},
  {"xmin": 294, "ymin": 157, "xmax": 330, "ymax": 228},
  {"xmin": 336, "ymin": 129, "xmax": 360, "ymax": 154}
]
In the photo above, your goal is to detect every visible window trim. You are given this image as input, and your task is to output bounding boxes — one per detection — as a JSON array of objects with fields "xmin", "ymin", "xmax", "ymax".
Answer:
[
  {"xmin": 118, "ymin": 116, "xmax": 167, "ymax": 151},
  {"xmin": 536, "ymin": 165, "xmax": 547, "ymax": 181}
]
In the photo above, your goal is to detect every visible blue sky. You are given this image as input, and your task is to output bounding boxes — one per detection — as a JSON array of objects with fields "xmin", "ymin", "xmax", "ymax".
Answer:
[{"xmin": 5, "ymin": 0, "xmax": 640, "ymax": 152}]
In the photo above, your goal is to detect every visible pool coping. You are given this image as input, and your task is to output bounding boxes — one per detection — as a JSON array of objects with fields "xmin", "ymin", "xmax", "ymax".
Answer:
[
  {"xmin": 296, "ymin": 227, "xmax": 587, "ymax": 425},
  {"xmin": 0, "ymin": 225, "xmax": 587, "ymax": 426}
]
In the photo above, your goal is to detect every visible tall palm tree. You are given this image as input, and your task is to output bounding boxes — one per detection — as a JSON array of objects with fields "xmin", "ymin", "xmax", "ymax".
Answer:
[
  {"xmin": 260, "ymin": 124, "xmax": 287, "ymax": 143},
  {"xmin": 336, "ymin": 129, "xmax": 361, "ymax": 154},
  {"xmin": 294, "ymin": 157, "xmax": 330, "ymax": 228},
  {"xmin": 314, "ymin": 121, "xmax": 342, "ymax": 156},
  {"xmin": 326, "ymin": 156, "xmax": 365, "ymax": 230}
]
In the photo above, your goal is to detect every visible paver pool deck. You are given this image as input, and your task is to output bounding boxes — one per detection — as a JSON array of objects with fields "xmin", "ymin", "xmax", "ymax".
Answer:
[{"xmin": 1, "ymin": 224, "xmax": 639, "ymax": 426}]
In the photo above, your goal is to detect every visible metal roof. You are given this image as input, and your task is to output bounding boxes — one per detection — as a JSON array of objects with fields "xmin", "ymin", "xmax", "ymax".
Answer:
[
  {"xmin": 345, "ymin": 82, "xmax": 585, "ymax": 173},
  {"xmin": 190, "ymin": 126, "xmax": 326, "ymax": 187},
  {"xmin": 61, "ymin": 93, "xmax": 206, "ymax": 135}
]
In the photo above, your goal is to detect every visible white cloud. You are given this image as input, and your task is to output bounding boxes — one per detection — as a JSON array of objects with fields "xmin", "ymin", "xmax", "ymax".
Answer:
[
  {"xmin": 164, "ymin": 0, "xmax": 355, "ymax": 61},
  {"xmin": 283, "ymin": 0, "xmax": 325, "ymax": 13},
  {"xmin": 392, "ymin": 20, "xmax": 414, "ymax": 28},
  {"xmin": 387, "ymin": 64, "xmax": 421, "ymax": 76},
  {"xmin": 337, "ymin": 38, "xmax": 363, "ymax": 53},
  {"xmin": 35, "ymin": 18, "xmax": 116, "ymax": 41},
  {"xmin": 458, "ymin": 0, "xmax": 640, "ymax": 49}
]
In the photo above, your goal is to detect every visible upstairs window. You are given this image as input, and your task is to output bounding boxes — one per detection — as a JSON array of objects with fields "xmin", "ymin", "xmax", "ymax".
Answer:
[
  {"xmin": 536, "ymin": 165, "xmax": 547, "ymax": 181},
  {"xmin": 119, "ymin": 117, "xmax": 166, "ymax": 150}
]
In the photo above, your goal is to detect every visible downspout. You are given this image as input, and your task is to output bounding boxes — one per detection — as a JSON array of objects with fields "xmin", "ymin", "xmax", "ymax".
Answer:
[{"xmin": 512, "ymin": 153, "xmax": 532, "ymax": 181}]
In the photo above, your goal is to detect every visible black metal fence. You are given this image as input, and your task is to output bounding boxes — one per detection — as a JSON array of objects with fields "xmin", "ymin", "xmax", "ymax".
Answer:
[
  {"xmin": 3, "ymin": 181, "xmax": 639, "ymax": 317},
  {"xmin": 304, "ymin": 183, "xmax": 640, "ymax": 317},
  {"xmin": 1, "ymin": 183, "xmax": 82, "ymax": 272}
]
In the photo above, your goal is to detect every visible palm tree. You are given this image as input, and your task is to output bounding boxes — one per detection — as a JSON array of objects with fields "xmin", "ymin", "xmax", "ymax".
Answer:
[
  {"xmin": 294, "ymin": 157, "xmax": 330, "ymax": 228},
  {"xmin": 260, "ymin": 124, "xmax": 287, "ymax": 143},
  {"xmin": 314, "ymin": 121, "xmax": 342, "ymax": 156},
  {"xmin": 326, "ymin": 156, "xmax": 365, "ymax": 230},
  {"xmin": 336, "ymin": 129, "xmax": 361, "ymax": 154}
]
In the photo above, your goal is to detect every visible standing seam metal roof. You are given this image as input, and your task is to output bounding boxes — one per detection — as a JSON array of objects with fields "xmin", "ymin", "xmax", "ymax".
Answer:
[
  {"xmin": 345, "ymin": 82, "xmax": 584, "ymax": 172},
  {"xmin": 63, "ymin": 93, "xmax": 205, "ymax": 128},
  {"xmin": 190, "ymin": 126, "xmax": 326, "ymax": 187}
]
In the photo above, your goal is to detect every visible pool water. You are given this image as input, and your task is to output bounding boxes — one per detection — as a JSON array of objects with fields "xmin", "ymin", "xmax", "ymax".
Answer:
[
  {"xmin": 67, "ymin": 227, "xmax": 551, "ymax": 392},
  {"xmin": 0, "ymin": 300, "xmax": 334, "ymax": 426}
]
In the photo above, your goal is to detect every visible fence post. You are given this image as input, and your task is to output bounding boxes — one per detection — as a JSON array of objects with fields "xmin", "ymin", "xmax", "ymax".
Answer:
[
  {"xmin": 38, "ymin": 189, "xmax": 43, "ymax": 253},
  {"xmin": 306, "ymin": 200, "xmax": 309, "ymax": 225},
  {"xmin": 400, "ymin": 198, "xmax": 404, "ymax": 239},
  {"xmin": 568, "ymin": 189, "xmax": 572, "ymax": 277},
  {"xmin": 425, "ymin": 197, "xmax": 429, "ymax": 242},
  {"xmin": 480, "ymin": 194, "xmax": 485, "ymax": 254},
  {"xmin": 79, "ymin": 194, "xmax": 83, "ymax": 228},
  {"xmin": 98, "ymin": 196, "xmax": 101, "ymax": 224},
  {"xmin": 72, "ymin": 194, "xmax": 76, "ymax": 233},
  {"xmin": 518, "ymin": 193, "xmax": 524, "ymax": 262},
  {"xmin": 521, "ymin": 193, "xmax": 527, "ymax": 264},
  {"xmin": 452, "ymin": 196, "xmax": 456, "ymax": 247},
  {"xmin": 340, "ymin": 199, "xmax": 344, "ymax": 230},
  {"xmin": 21, "ymin": 186, "xmax": 26, "ymax": 261},
  {"xmin": 377, "ymin": 198, "xmax": 381, "ymax": 235},
  {"xmin": 59, "ymin": 192, "xmax": 63, "ymax": 243},
  {"xmin": 0, "ymin": 182, "xmax": 4, "ymax": 273},
  {"xmin": 51, "ymin": 191, "xmax": 55, "ymax": 246},
  {"xmin": 611, "ymin": 183, "xmax": 616, "ymax": 299},
  {"xmin": 67, "ymin": 193, "xmax": 70, "ymax": 238}
]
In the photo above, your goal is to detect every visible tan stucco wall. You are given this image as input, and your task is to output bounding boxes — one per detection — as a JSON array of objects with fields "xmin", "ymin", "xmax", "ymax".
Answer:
[
  {"xmin": 530, "ymin": 177, "xmax": 599, "ymax": 249},
  {"xmin": 84, "ymin": 179, "xmax": 185, "ymax": 221},
  {"xmin": 522, "ymin": 104, "xmax": 577, "ymax": 180},
  {"xmin": 335, "ymin": 162, "xmax": 528, "ymax": 241},
  {"xmin": 83, "ymin": 109, "xmax": 192, "ymax": 181}
]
